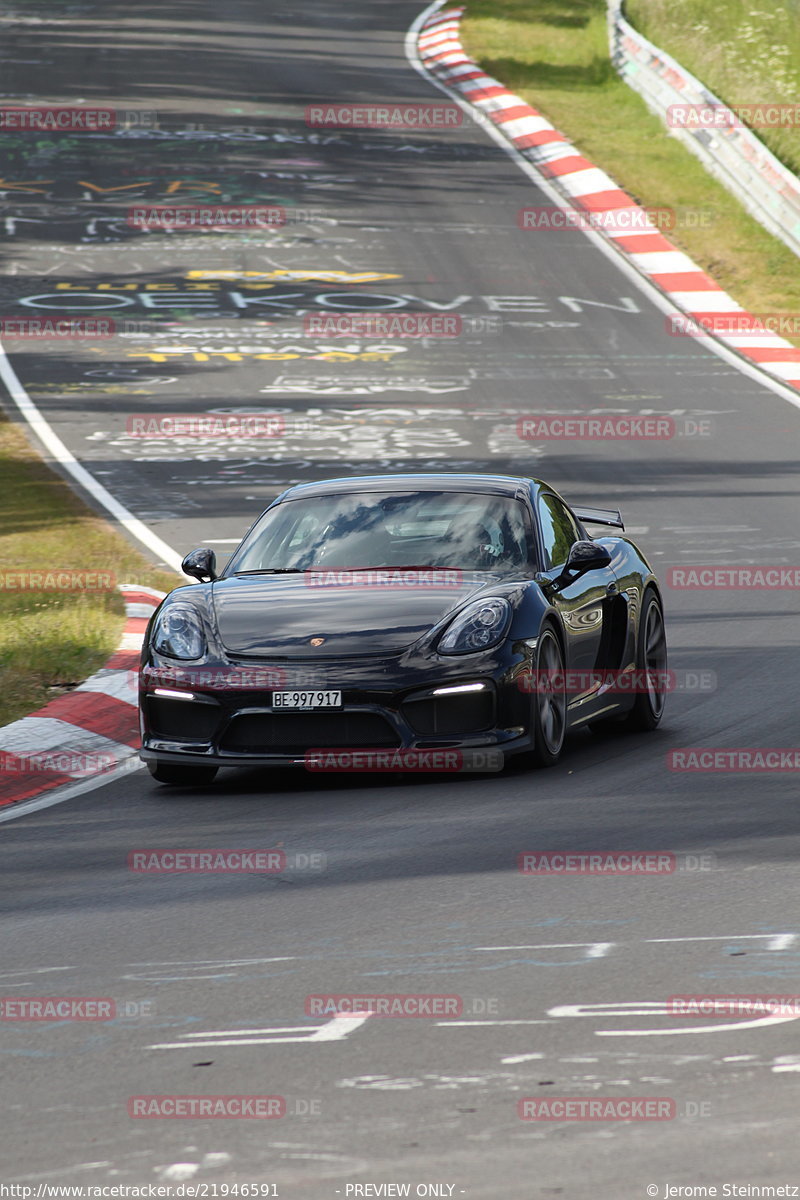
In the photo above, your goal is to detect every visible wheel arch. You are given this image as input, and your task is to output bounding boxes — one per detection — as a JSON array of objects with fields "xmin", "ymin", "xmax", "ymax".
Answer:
[{"xmin": 540, "ymin": 608, "xmax": 567, "ymax": 662}]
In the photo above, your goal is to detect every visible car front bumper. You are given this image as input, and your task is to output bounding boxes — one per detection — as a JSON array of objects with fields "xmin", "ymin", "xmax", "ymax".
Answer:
[{"xmin": 138, "ymin": 647, "xmax": 536, "ymax": 771}]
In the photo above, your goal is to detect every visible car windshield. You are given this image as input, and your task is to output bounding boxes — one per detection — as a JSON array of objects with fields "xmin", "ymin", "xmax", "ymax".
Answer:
[{"xmin": 226, "ymin": 490, "xmax": 531, "ymax": 574}]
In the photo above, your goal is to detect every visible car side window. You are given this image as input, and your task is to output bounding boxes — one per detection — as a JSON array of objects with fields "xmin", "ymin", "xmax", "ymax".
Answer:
[{"xmin": 537, "ymin": 493, "xmax": 582, "ymax": 569}]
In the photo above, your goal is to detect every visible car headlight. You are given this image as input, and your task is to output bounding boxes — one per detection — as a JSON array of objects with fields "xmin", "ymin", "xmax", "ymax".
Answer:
[
  {"xmin": 439, "ymin": 597, "xmax": 512, "ymax": 655},
  {"xmin": 152, "ymin": 604, "xmax": 206, "ymax": 660}
]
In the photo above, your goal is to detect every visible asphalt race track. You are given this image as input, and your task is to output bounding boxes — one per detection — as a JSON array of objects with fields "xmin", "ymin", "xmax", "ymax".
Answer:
[{"xmin": 1, "ymin": 0, "xmax": 800, "ymax": 1194}]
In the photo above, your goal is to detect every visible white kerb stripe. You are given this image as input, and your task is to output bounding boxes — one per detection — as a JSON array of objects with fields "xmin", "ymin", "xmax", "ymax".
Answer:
[
  {"xmin": 421, "ymin": 43, "xmax": 463, "ymax": 58},
  {"xmin": 74, "ymin": 671, "xmax": 138, "ymax": 705},
  {"xmin": 420, "ymin": 36, "xmax": 462, "ymax": 51},
  {"xmin": 480, "ymin": 112, "xmax": 553, "ymax": 135},
  {"xmin": 0, "ymin": 716, "xmax": 130, "ymax": 762},
  {"xmin": 499, "ymin": 116, "xmax": 552, "ymax": 140},
  {"xmin": 607, "ymin": 226, "xmax": 664, "ymax": 239},
  {"xmin": 125, "ymin": 601, "xmax": 161, "ymax": 619},
  {"xmin": 418, "ymin": 28, "xmax": 459, "ymax": 44},
  {"xmin": 427, "ymin": 51, "xmax": 470, "ymax": 67},
  {"xmin": 753, "ymin": 361, "xmax": 800, "ymax": 380},
  {"xmin": 556, "ymin": 167, "xmax": 620, "ymax": 197},
  {"xmin": 120, "ymin": 631, "xmax": 146, "ymax": 651},
  {"xmin": 477, "ymin": 93, "xmax": 531, "ymax": 114},
  {"xmin": 442, "ymin": 63, "xmax": 482, "ymax": 79},
  {"xmin": 459, "ymin": 77, "xmax": 500, "ymax": 94},
  {"xmin": 668, "ymin": 292, "xmax": 742, "ymax": 311},
  {"xmin": 627, "ymin": 250, "xmax": 701, "ymax": 274},
  {"xmin": 534, "ymin": 143, "xmax": 581, "ymax": 164},
  {"xmin": 420, "ymin": 32, "xmax": 461, "ymax": 49},
  {"xmin": 423, "ymin": 14, "xmax": 462, "ymax": 28},
  {"xmin": 723, "ymin": 334, "xmax": 796, "ymax": 348}
]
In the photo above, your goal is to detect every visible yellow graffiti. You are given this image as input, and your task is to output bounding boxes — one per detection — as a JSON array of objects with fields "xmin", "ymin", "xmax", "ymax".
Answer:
[
  {"xmin": 54, "ymin": 281, "xmax": 279, "ymax": 291},
  {"xmin": 0, "ymin": 178, "xmax": 53, "ymax": 193},
  {"xmin": 78, "ymin": 181, "xmax": 153, "ymax": 193},
  {"xmin": 123, "ymin": 350, "xmax": 400, "ymax": 363},
  {"xmin": 185, "ymin": 269, "xmax": 402, "ymax": 283},
  {"xmin": 53, "ymin": 276, "xmax": 394, "ymax": 293},
  {"xmin": 164, "ymin": 181, "xmax": 223, "ymax": 195}
]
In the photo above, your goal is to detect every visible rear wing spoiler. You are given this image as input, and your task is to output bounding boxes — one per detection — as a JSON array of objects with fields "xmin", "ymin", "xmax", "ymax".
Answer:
[{"xmin": 571, "ymin": 505, "xmax": 625, "ymax": 532}]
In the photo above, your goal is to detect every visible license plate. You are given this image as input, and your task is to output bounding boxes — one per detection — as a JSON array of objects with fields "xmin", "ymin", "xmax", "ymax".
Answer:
[{"xmin": 272, "ymin": 690, "xmax": 343, "ymax": 709}]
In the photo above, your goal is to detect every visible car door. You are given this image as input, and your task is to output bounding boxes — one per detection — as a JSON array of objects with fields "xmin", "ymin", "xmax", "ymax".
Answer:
[{"xmin": 535, "ymin": 491, "xmax": 619, "ymax": 700}]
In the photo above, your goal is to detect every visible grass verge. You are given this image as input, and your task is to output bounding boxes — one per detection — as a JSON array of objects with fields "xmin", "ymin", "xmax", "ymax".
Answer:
[
  {"xmin": 625, "ymin": 0, "xmax": 800, "ymax": 177},
  {"xmin": 460, "ymin": 0, "xmax": 800, "ymax": 337},
  {"xmin": 0, "ymin": 411, "xmax": 178, "ymax": 728}
]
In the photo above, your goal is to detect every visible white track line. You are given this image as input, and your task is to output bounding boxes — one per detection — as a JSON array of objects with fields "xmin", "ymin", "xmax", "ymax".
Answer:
[{"xmin": 0, "ymin": 351, "xmax": 184, "ymax": 573}]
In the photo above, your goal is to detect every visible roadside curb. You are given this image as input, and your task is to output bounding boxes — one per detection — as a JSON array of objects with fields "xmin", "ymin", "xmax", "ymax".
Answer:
[
  {"xmin": 416, "ymin": 5, "xmax": 800, "ymax": 392},
  {"xmin": 0, "ymin": 585, "xmax": 163, "ymax": 809}
]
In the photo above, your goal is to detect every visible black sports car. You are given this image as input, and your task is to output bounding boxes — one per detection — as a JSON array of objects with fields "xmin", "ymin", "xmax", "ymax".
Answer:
[{"xmin": 139, "ymin": 473, "xmax": 667, "ymax": 785}]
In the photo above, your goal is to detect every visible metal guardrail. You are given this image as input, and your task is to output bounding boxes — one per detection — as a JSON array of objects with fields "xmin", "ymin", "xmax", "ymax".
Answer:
[{"xmin": 608, "ymin": 0, "xmax": 800, "ymax": 260}]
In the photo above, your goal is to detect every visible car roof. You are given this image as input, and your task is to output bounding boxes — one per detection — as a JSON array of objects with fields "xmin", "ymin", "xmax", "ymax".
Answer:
[{"xmin": 278, "ymin": 473, "xmax": 541, "ymax": 501}]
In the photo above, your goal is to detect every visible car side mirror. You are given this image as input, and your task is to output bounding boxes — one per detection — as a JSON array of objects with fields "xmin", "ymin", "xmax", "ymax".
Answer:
[
  {"xmin": 535, "ymin": 540, "xmax": 612, "ymax": 593},
  {"xmin": 561, "ymin": 539, "xmax": 612, "ymax": 576},
  {"xmin": 182, "ymin": 547, "xmax": 217, "ymax": 582}
]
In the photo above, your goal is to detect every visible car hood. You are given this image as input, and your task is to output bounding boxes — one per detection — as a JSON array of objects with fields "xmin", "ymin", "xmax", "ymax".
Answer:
[{"xmin": 211, "ymin": 572, "xmax": 498, "ymax": 658}]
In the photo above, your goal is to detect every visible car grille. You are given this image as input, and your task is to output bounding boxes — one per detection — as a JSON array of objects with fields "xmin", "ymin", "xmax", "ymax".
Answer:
[
  {"xmin": 219, "ymin": 711, "xmax": 401, "ymax": 754},
  {"xmin": 144, "ymin": 695, "xmax": 220, "ymax": 741},
  {"xmin": 402, "ymin": 691, "xmax": 494, "ymax": 735}
]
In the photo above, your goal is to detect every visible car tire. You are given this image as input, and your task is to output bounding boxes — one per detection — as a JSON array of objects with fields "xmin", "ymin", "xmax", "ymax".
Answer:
[
  {"xmin": 624, "ymin": 587, "xmax": 667, "ymax": 731},
  {"xmin": 529, "ymin": 625, "xmax": 567, "ymax": 767},
  {"xmin": 147, "ymin": 762, "xmax": 219, "ymax": 786}
]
